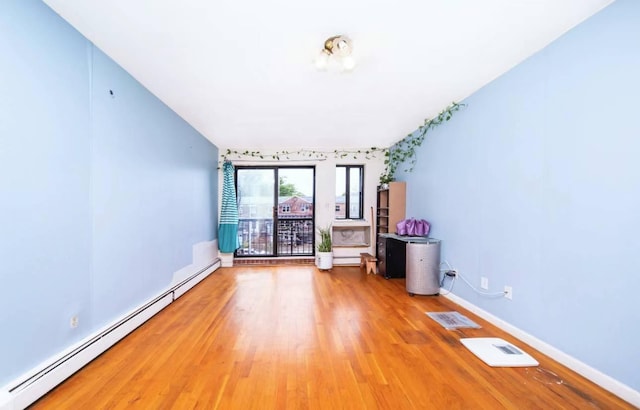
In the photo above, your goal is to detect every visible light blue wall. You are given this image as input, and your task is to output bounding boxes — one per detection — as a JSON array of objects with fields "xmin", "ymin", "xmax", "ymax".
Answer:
[
  {"xmin": 0, "ymin": 0, "xmax": 218, "ymax": 386},
  {"xmin": 404, "ymin": 0, "xmax": 640, "ymax": 391},
  {"xmin": 90, "ymin": 48, "xmax": 218, "ymax": 326}
]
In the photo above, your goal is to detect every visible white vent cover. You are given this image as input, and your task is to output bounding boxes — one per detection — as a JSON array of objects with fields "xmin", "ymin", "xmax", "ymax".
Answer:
[{"xmin": 460, "ymin": 338, "xmax": 539, "ymax": 367}]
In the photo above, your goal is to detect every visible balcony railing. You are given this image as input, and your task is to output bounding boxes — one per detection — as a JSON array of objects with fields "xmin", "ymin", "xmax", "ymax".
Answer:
[
  {"xmin": 236, "ymin": 218, "xmax": 273, "ymax": 256},
  {"xmin": 277, "ymin": 219, "xmax": 314, "ymax": 256},
  {"xmin": 236, "ymin": 218, "xmax": 314, "ymax": 257}
]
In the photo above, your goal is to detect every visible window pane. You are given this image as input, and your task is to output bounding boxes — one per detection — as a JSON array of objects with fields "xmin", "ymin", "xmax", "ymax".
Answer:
[
  {"xmin": 349, "ymin": 167, "xmax": 362, "ymax": 219},
  {"xmin": 335, "ymin": 165, "xmax": 363, "ymax": 220},
  {"xmin": 335, "ymin": 167, "xmax": 347, "ymax": 219},
  {"xmin": 276, "ymin": 168, "xmax": 315, "ymax": 256},
  {"xmin": 237, "ymin": 169, "xmax": 275, "ymax": 219},
  {"xmin": 278, "ymin": 168, "xmax": 314, "ymax": 219}
]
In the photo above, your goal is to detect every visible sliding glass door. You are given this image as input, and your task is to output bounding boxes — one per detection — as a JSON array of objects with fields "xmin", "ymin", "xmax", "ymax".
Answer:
[
  {"xmin": 236, "ymin": 168, "xmax": 276, "ymax": 256},
  {"xmin": 235, "ymin": 166, "xmax": 315, "ymax": 257}
]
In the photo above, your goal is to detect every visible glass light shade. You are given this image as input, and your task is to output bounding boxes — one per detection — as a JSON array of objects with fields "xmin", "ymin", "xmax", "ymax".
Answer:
[
  {"xmin": 342, "ymin": 55, "xmax": 356, "ymax": 71},
  {"xmin": 315, "ymin": 50, "xmax": 330, "ymax": 70},
  {"xmin": 334, "ymin": 38, "xmax": 351, "ymax": 56},
  {"xmin": 315, "ymin": 35, "xmax": 356, "ymax": 72}
]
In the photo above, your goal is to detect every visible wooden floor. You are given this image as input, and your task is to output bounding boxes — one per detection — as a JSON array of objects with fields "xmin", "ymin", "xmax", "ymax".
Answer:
[{"xmin": 32, "ymin": 266, "xmax": 633, "ymax": 409}]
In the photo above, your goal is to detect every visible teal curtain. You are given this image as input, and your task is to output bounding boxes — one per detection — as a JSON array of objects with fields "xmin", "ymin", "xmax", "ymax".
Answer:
[{"xmin": 218, "ymin": 161, "xmax": 240, "ymax": 253}]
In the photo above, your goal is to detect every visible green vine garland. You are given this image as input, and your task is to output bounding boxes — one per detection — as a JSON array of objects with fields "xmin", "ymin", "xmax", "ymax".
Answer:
[
  {"xmin": 221, "ymin": 147, "xmax": 386, "ymax": 162},
  {"xmin": 380, "ymin": 102, "xmax": 465, "ymax": 184},
  {"xmin": 220, "ymin": 101, "xmax": 465, "ymax": 185}
]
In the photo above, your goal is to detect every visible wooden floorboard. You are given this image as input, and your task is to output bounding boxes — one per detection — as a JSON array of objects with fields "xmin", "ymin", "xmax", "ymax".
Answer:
[{"xmin": 31, "ymin": 266, "xmax": 633, "ymax": 409}]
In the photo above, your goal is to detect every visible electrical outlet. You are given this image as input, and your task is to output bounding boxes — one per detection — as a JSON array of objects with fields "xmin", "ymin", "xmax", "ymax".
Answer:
[
  {"xmin": 504, "ymin": 286, "xmax": 513, "ymax": 300},
  {"xmin": 70, "ymin": 315, "xmax": 79, "ymax": 329},
  {"xmin": 480, "ymin": 277, "xmax": 489, "ymax": 290}
]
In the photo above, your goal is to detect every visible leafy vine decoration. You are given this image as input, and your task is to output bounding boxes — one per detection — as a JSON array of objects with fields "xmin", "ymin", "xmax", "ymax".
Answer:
[
  {"xmin": 219, "ymin": 101, "xmax": 465, "ymax": 185},
  {"xmin": 380, "ymin": 101, "xmax": 465, "ymax": 184},
  {"xmin": 220, "ymin": 148, "xmax": 386, "ymax": 163}
]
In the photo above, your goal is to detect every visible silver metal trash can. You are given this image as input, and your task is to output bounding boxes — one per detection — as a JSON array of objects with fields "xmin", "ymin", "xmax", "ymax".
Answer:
[{"xmin": 406, "ymin": 239, "xmax": 441, "ymax": 296}]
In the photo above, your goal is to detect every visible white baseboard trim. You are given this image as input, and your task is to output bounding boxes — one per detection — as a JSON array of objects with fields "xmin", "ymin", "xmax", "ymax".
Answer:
[
  {"xmin": 219, "ymin": 252, "xmax": 234, "ymax": 267},
  {"xmin": 441, "ymin": 290, "xmax": 640, "ymax": 407},
  {"xmin": 0, "ymin": 258, "xmax": 221, "ymax": 410},
  {"xmin": 332, "ymin": 256, "xmax": 360, "ymax": 266},
  {"xmin": 172, "ymin": 260, "xmax": 220, "ymax": 299}
]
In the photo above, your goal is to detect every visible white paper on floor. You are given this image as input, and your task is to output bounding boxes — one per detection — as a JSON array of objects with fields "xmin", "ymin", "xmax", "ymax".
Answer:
[{"xmin": 460, "ymin": 337, "xmax": 539, "ymax": 367}]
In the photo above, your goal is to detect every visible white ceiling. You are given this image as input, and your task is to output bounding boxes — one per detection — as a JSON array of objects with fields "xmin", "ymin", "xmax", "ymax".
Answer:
[{"xmin": 43, "ymin": 0, "xmax": 612, "ymax": 151}]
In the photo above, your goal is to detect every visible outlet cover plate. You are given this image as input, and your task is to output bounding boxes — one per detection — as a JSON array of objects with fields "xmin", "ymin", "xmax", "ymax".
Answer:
[{"xmin": 504, "ymin": 286, "xmax": 513, "ymax": 300}]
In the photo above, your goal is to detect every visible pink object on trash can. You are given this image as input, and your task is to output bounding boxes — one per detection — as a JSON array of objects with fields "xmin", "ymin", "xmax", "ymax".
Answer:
[{"xmin": 396, "ymin": 218, "xmax": 430, "ymax": 236}]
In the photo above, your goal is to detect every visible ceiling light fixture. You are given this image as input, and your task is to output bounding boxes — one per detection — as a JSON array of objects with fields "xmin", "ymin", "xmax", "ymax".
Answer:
[{"xmin": 315, "ymin": 35, "xmax": 355, "ymax": 72}]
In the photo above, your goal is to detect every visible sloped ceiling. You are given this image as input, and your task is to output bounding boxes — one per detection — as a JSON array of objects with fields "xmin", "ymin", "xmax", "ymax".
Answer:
[{"xmin": 43, "ymin": 0, "xmax": 612, "ymax": 150}]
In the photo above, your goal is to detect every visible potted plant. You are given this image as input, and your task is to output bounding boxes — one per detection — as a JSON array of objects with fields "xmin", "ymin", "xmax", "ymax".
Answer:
[
  {"xmin": 316, "ymin": 226, "xmax": 333, "ymax": 270},
  {"xmin": 378, "ymin": 173, "xmax": 394, "ymax": 189}
]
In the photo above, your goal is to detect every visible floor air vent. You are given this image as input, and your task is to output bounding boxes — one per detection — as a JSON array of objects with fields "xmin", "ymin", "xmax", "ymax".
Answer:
[{"xmin": 426, "ymin": 311, "xmax": 481, "ymax": 329}]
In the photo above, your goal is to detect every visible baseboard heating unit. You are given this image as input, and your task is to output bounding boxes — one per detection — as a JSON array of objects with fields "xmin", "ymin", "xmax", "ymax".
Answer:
[{"xmin": 0, "ymin": 258, "xmax": 220, "ymax": 410}]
